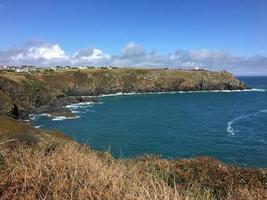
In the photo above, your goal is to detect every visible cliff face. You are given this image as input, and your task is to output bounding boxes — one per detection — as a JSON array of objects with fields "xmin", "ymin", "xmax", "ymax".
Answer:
[
  {"xmin": 0, "ymin": 69, "xmax": 247, "ymax": 118},
  {"xmin": 37, "ymin": 69, "xmax": 246, "ymax": 95},
  {"xmin": 0, "ymin": 73, "xmax": 57, "ymax": 118}
]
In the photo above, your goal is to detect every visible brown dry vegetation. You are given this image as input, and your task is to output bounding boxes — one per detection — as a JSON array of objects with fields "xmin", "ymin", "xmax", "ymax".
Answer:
[{"xmin": 0, "ymin": 117, "xmax": 266, "ymax": 200}]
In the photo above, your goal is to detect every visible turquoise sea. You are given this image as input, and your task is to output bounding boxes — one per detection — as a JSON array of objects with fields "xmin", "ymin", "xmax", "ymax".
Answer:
[{"xmin": 32, "ymin": 77, "xmax": 267, "ymax": 167}]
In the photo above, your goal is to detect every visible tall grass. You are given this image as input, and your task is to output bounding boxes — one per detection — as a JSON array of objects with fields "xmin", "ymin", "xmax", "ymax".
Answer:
[{"xmin": 0, "ymin": 141, "xmax": 266, "ymax": 199}]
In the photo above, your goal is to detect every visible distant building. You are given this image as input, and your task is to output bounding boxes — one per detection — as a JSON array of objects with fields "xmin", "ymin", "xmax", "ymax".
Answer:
[
  {"xmin": 15, "ymin": 65, "xmax": 32, "ymax": 73},
  {"xmin": 87, "ymin": 66, "xmax": 96, "ymax": 69},
  {"xmin": 6, "ymin": 66, "xmax": 17, "ymax": 72},
  {"xmin": 102, "ymin": 66, "xmax": 113, "ymax": 69},
  {"xmin": 78, "ymin": 66, "xmax": 87, "ymax": 69},
  {"xmin": 194, "ymin": 67, "xmax": 200, "ymax": 70},
  {"xmin": 50, "ymin": 66, "xmax": 62, "ymax": 70},
  {"xmin": 56, "ymin": 66, "xmax": 63, "ymax": 70},
  {"xmin": 20, "ymin": 65, "xmax": 35, "ymax": 72}
]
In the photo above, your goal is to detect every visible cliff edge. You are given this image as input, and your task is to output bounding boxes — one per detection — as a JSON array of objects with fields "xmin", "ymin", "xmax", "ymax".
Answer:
[{"xmin": 0, "ymin": 68, "xmax": 247, "ymax": 119}]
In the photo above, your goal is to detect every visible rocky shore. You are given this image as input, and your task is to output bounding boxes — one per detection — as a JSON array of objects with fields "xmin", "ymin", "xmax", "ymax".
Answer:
[
  {"xmin": 0, "ymin": 68, "xmax": 247, "ymax": 119},
  {"xmin": 1, "ymin": 69, "xmax": 267, "ymax": 200}
]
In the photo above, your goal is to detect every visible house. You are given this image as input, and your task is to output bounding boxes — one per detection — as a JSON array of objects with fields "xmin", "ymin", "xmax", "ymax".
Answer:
[
  {"xmin": 56, "ymin": 66, "xmax": 63, "ymax": 70},
  {"xmin": 35, "ymin": 67, "xmax": 43, "ymax": 72},
  {"xmin": 16, "ymin": 66, "xmax": 28, "ymax": 73},
  {"xmin": 87, "ymin": 66, "xmax": 96, "ymax": 69},
  {"xmin": 50, "ymin": 66, "xmax": 62, "ymax": 70},
  {"xmin": 15, "ymin": 65, "xmax": 36, "ymax": 73},
  {"xmin": 78, "ymin": 66, "xmax": 87, "ymax": 70},
  {"xmin": 194, "ymin": 67, "xmax": 200, "ymax": 70},
  {"xmin": 6, "ymin": 66, "xmax": 16, "ymax": 72},
  {"xmin": 101, "ymin": 66, "xmax": 113, "ymax": 69}
]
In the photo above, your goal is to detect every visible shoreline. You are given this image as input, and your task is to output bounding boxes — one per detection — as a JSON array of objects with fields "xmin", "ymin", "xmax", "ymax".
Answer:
[{"xmin": 31, "ymin": 87, "xmax": 266, "ymax": 122}]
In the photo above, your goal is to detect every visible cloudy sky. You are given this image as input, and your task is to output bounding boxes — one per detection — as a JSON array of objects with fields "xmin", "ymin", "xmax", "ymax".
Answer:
[{"xmin": 0, "ymin": 0, "xmax": 266, "ymax": 75}]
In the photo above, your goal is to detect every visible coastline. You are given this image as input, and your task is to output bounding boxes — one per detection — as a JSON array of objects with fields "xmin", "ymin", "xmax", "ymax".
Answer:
[
  {"xmin": 1, "ymin": 71, "xmax": 266, "ymax": 199},
  {"xmin": 31, "ymin": 88, "xmax": 266, "ymax": 122}
]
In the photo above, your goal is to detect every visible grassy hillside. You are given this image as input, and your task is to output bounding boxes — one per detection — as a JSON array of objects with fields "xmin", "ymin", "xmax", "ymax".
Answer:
[
  {"xmin": 1, "ymin": 69, "xmax": 263, "ymax": 199},
  {"xmin": 0, "ymin": 69, "xmax": 246, "ymax": 119},
  {"xmin": 34, "ymin": 68, "xmax": 247, "ymax": 95},
  {"xmin": 0, "ymin": 117, "xmax": 266, "ymax": 199}
]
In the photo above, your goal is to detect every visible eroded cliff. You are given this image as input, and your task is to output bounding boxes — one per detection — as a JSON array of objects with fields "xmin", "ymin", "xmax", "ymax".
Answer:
[{"xmin": 0, "ymin": 68, "xmax": 247, "ymax": 118}]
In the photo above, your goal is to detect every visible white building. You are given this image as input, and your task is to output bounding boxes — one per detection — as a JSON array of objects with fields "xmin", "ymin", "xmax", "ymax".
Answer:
[
  {"xmin": 78, "ymin": 66, "xmax": 87, "ymax": 69},
  {"xmin": 15, "ymin": 66, "xmax": 36, "ymax": 73}
]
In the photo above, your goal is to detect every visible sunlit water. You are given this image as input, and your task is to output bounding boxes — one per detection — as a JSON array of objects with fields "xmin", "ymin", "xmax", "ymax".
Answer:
[{"xmin": 32, "ymin": 77, "xmax": 267, "ymax": 167}]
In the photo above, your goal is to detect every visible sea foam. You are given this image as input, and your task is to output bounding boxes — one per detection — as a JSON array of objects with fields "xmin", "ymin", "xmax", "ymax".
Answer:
[
  {"xmin": 97, "ymin": 88, "xmax": 266, "ymax": 98},
  {"xmin": 227, "ymin": 109, "xmax": 267, "ymax": 136},
  {"xmin": 52, "ymin": 116, "xmax": 80, "ymax": 121},
  {"xmin": 65, "ymin": 102, "xmax": 94, "ymax": 108},
  {"xmin": 30, "ymin": 113, "xmax": 52, "ymax": 120},
  {"xmin": 34, "ymin": 125, "xmax": 44, "ymax": 128}
]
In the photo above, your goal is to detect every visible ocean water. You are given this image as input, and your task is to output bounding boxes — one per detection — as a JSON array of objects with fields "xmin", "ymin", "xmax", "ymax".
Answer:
[{"xmin": 31, "ymin": 77, "xmax": 267, "ymax": 167}]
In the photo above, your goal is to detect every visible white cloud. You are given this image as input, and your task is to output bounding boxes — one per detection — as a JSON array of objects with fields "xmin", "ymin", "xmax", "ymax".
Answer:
[
  {"xmin": 10, "ymin": 44, "xmax": 68, "ymax": 61},
  {"xmin": 72, "ymin": 48, "xmax": 111, "ymax": 65},
  {"xmin": 0, "ymin": 41, "xmax": 266, "ymax": 75},
  {"xmin": 27, "ymin": 44, "xmax": 68, "ymax": 60},
  {"xmin": 122, "ymin": 42, "xmax": 145, "ymax": 58},
  {"xmin": 0, "ymin": 42, "xmax": 69, "ymax": 66}
]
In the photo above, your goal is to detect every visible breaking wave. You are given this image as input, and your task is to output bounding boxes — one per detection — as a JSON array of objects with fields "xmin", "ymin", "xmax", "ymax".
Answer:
[
  {"xmin": 30, "ymin": 113, "xmax": 52, "ymax": 120},
  {"xmin": 52, "ymin": 116, "xmax": 80, "ymax": 121},
  {"xmin": 97, "ymin": 88, "xmax": 266, "ymax": 98},
  {"xmin": 34, "ymin": 125, "xmax": 44, "ymax": 128}
]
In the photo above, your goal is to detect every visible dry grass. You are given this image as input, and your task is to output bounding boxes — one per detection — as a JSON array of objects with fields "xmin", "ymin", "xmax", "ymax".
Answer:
[
  {"xmin": 0, "ymin": 72, "xmax": 27, "ymax": 83},
  {"xmin": 0, "ymin": 139, "xmax": 266, "ymax": 200},
  {"xmin": 0, "ymin": 142, "xmax": 181, "ymax": 200}
]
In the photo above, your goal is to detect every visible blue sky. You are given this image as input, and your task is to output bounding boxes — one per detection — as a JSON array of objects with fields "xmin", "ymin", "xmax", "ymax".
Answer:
[{"xmin": 0, "ymin": 0, "xmax": 267, "ymax": 75}]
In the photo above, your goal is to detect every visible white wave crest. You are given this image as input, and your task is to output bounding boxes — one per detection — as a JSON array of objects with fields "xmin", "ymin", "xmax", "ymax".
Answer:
[
  {"xmin": 227, "ymin": 115, "xmax": 249, "ymax": 135},
  {"xmin": 97, "ymin": 88, "xmax": 266, "ymax": 98},
  {"xmin": 30, "ymin": 113, "xmax": 52, "ymax": 120},
  {"xmin": 250, "ymin": 88, "xmax": 266, "ymax": 92},
  {"xmin": 65, "ymin": 102, "xmax": 94, "ymax": 108},
  {"xmin": 34, "ymin": 125, "xmax": 44, "ymax": 128},
  {"xmin": 227, "ymin": 109, "xmax": 267, "ymax": 136},
  {"xmin": 52, "ymin": 116, "xmax": 80, "ymax": 121}
]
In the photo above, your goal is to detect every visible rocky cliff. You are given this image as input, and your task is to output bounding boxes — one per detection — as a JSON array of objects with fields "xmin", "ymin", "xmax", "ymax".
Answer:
[{"xmin": 0, "ymin": 68, "xmax": 247, "ymax": 119}]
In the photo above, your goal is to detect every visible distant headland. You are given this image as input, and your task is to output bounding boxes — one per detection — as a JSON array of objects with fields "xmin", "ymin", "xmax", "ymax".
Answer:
[
  {"xmin": 0, "ymin": 67, "xmax": 247, "ymax": 119},
  {"xmin": 1, "ymin": 67, "xmax": 266, "ymax": 200}
]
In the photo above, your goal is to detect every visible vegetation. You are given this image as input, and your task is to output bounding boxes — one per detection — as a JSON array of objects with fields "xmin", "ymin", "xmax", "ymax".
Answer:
[
  {"xmin": 0, "ymin": 117, "xmax": 266, "ymax": 200},
  {"xmin": 0, "ymin": 69, "xmax": 247, "ymax": 119},
  {"xmin": 0, "ymin": 69, "xmax": 263, "ymax": 199}
]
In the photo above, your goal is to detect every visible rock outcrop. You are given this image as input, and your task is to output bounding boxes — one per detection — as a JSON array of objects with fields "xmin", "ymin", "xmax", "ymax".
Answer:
[{"xmin": 0, "ymin": 69, "xmax": 247, "ymax": 119}]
